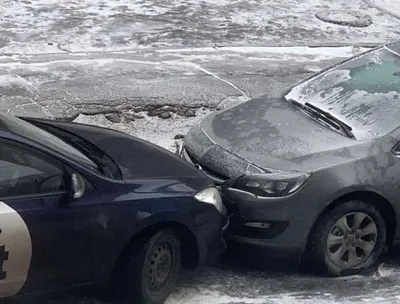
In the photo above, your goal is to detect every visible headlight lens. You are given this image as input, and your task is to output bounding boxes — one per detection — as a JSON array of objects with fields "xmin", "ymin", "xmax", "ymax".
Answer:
[
  {"xmin": 232, "ymin": 172, "xmax": 310, "ymax": 198},
  {"xmin": 195, "ymin": 187, "xmax": 226, "ymax": 214}
]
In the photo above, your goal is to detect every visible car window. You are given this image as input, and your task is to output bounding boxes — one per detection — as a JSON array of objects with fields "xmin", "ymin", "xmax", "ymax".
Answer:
[
  {"xmin": 0, "ymin": 144, "xmax": 66, "ymax": 198},
  {"xmin": 0, "ymin": 113, "xmax": 98, "ymax": 171},
  {"xmin": 285, "ymin": 47, "xmax": 400, "ymax": 140}
]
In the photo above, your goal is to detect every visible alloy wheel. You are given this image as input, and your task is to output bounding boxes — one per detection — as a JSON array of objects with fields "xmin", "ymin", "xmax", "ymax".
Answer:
[{"xmin": 326, "ymin": 212, "xmax": 378, "ymax": 268}]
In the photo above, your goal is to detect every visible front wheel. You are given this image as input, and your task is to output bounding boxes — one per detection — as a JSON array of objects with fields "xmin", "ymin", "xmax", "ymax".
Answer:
[
  {"xmin": 121, "ymin": 229, "xmax": 181, "ymax": 304},
  {"xmin": 311, "ymin": 200, "xmax": 386, "ymax": 276}
]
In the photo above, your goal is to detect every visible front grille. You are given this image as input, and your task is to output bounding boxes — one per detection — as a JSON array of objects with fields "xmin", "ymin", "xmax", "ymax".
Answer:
[{"xmin": 183, "ymin": 148, "xmax": 229, "ymax": 184}]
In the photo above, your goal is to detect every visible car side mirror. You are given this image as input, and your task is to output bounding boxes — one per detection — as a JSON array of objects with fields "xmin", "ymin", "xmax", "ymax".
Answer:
[{"xmin": 71, "ymin": 173, "xmax": 85, "ymax": 199}]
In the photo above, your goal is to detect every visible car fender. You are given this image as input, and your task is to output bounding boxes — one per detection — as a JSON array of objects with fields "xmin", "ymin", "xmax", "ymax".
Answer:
[
  {"xmin": 104, "ymin": 208, "xmax": 198, "ymax": 280},
  {"xmin": 321, "ymin": 184, "xmax": 390, "ymax": 210},
  {"xmin": 308, "ymin": 154, "xmax": 397, "ymax": 213},
  {"xmin": 134, "ymin": 210, "xmax": 195, "ymax": 232}
]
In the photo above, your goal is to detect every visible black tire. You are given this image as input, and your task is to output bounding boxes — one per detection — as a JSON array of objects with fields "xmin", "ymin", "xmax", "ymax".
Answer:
[
  {"xmin": 311, "ymin": 200, "xmax": 386, "ymax": 276},
  {"xmin": 120, "ymin": 229, "xmax": 181, "ymax": 304}
]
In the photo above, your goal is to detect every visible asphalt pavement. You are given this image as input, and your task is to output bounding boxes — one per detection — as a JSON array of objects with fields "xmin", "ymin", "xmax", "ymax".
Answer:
[
  {"xmin": 0, "ymin": 46, "xmax": 366, "ymax": 120},
  {"xmin": 39, "ymin": 251, "xmax": 400, "ymax": 304},
  {"xmin": 0, "ymin": 0, "xmax": 398, "ymax": 54}
]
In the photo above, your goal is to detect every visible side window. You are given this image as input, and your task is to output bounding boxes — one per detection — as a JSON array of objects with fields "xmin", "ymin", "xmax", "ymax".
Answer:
[{"xmin": 0, "ymin": 143, "xmax": 66, "ymax": 198}]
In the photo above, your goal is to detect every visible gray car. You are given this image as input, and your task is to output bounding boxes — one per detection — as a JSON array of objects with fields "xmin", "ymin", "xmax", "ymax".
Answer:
[{"xmin": 177, "ymin": 41, "xmax": 400, "ymax": 276}]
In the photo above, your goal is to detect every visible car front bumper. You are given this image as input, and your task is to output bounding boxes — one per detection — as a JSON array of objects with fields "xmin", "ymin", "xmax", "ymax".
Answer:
[
  {"xmin": 190, "ymin": 210, "xmax": 229, "ymax": 266},
  {"xmin": 221, "ymin": 186, "xmax": 320, "ymax": 262},
  {"xmin": 176, "ymin": 140, "xmax": 318, "ymax": 262}
]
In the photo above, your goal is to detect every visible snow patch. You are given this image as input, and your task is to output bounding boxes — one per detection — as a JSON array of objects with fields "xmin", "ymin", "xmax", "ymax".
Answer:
[
  {"xmin": 167, "ymin": 288, "xmax": 266, "ymax": 304},
  {"xmin": 157, "ymin": 46, "xmax": 368, "ymax": 57},
  {"xmin": 156, "ymin": 46, "xmax": 370, "ymax": 64},
  {"xmin": 377, "ymin": 263, "xmax": 397, "ymax": 277},
  {"xmin": 0, "ymin": 74, "xmax": 31, "ymax": 88},
  {"xmin": 0, "ymin": 0, "xmax": 399, "ymax": 54},
  {"xmin": 363, "ymin": 0, "xmax": 400, "ymax": 19},
  {"xmin": 166, "ymin": 286, "xmax": 400, "ymax": 304},
  {"xmin": 73, "ymin": 109, "xmax": 211, "ymax": 152},
  {"xmin": 315, "ymin": 10, "xmax": 373, "ymax": 27}
]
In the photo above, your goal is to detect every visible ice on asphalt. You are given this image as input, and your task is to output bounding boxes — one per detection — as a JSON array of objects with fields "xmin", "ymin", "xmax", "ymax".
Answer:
[
  {"xmin": 0, "ymin": 45, "xmax": 367, "ymax": 121},
  {"xmin": 73, "ymin": 110, "xmax": 211, "ymax": 152},
  {"xmin": 364, "ymin": 0, "xmax": 400, "ymax": 19},
  {"xmin": 1, "ymin": 0, "xmax": 400, "ymax": 54},
  {"xmin": 41, "ymin": 262, "xmax": 400, "ymax": 304}
]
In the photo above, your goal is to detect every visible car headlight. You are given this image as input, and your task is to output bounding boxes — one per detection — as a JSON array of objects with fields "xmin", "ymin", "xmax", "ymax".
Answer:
[
  {"xmin": 231, "ymin": 171, "xmax": 310, "ymax": 198},
  {"xmin": 195, "ymin": 187, "xmax": 226, "ymax": 214}
]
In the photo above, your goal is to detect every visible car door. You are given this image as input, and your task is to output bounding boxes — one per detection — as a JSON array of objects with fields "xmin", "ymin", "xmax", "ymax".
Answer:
[{"xmin": 0, "ymin": 140, "xmax": 107, "ymax": 296}]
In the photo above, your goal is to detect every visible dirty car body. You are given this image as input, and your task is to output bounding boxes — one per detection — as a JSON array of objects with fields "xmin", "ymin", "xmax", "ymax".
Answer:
[
  {"xmin": 178, "ymin": 41, "xmax": 400, "ymax": 275},
  {"xmin": 0, "ymin": 112, "xmax": 227, "ymax": 302}
]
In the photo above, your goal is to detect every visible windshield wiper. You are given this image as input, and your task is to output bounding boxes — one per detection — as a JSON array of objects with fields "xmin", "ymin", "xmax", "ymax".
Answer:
[
  {"xmin": 287, "ymin": 98, "xmax": 355, "ymax": 139},
  {"xmin": 304, "ymin": 102, "xmax": 355, "ymax": 139}
]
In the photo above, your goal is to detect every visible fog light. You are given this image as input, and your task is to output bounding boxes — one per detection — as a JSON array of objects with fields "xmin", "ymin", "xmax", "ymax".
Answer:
[{"xmin": 244, "ymin": 222, "xmax": 271, "ymax": 229}]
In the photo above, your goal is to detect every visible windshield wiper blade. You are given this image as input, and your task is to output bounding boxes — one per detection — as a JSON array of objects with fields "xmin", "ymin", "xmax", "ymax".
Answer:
[
  {"xmin": 288, "ymin": 98, "xmax": 327, "ymax": 120},
  {"xmin": 287, "ymin": 98, "xmax": 307, "ymax": 111},
  {"xmin": 287, "ymin": 98, "xmax": 355, "ymax": 139},
  {"xmin": 304, "ymin": 102, "xmax": 355, "ymax": 139}
]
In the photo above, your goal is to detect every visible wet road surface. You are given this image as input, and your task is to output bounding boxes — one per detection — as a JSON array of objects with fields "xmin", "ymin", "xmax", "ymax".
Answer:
[{"xmin": 38, "ymin": 248, "xmax": 400, "ymax": 304}]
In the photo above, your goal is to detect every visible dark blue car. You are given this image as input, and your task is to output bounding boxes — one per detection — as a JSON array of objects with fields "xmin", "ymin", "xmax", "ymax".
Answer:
[{"xmin": 0, "ymin": 112, "xmax": 227, "ymax": 304}]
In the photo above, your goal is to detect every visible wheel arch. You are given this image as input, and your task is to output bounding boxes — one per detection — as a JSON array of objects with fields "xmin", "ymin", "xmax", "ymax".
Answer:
[
  {"xmin": 303, "ymin": 190, "xmax": 397, "ymax": 259},
  {"xmin": 111, "ymin": 221, "xmax": 200, "ymax": 280}
]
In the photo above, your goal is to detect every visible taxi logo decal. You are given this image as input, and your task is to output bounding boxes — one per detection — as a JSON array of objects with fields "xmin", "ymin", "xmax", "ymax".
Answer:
[
  {"xmin": 0, "ymin": 244, "xmax": 9, "ymax": 280},
  {"xmin": 0, "ymin": 201, "xmax": 32, "ymax": 298}
]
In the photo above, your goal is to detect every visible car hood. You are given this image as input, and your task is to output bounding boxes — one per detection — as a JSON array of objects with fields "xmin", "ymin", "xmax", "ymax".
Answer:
[
  {"xmin": 186, "ymin": 96, "xmax": 372, "ymax": 173},
  {"xmin": 25, "ymin": 118, "xmax": 210, "ymax": 182}
]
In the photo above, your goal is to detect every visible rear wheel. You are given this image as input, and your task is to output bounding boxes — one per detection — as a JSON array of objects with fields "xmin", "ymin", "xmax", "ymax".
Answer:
[
  {"xmin": 120, "ymin": 229, "xmax": 181, "ymax": 304},
  {"xmin": 311, "ymin": 200, "xmax": 386, "ymax": 276}
]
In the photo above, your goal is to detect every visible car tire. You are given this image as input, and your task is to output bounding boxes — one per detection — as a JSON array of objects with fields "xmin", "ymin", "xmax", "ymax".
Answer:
[
  {"xmin": 311, "ymin": 200, "xmax": 386, "ymax": 276},
  {"xmin": 120, "ymin": 229, "xmax": 181, "ymax": 304}
]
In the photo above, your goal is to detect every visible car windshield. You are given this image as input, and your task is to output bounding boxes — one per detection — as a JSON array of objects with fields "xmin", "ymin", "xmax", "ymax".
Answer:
[
  {"xmin": 0, "ymin": 113, "xmax": 99, "ymax": 171},
  {"xmin": 285, "ymin": 46, "xmax": 400, "ymax": 140}
]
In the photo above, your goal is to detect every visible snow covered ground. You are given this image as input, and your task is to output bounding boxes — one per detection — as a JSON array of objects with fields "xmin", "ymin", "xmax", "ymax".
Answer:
[
  {"xmin": 39, "ymin": 258, "xmax": 400, "ymax": 304},
  {"xmin": 74, "ymin": 110, "xmax": 209, "ymax": 151},
  {"xmin": 0, "ymin": 0, "xmax": 399, "ymax": 54},
  {"xmin": 0, "ymin": 45, "xmax": 366, "ymax": 122},
  {"xmin": 365, "ymin": 0, "xmax": 400, "ymax": 19}
]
